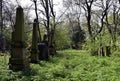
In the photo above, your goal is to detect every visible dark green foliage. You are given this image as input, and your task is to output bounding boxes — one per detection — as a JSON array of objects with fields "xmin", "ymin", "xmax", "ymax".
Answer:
[
  {"xmin": 72, "ymin": 29, "xmax": 86, "ymax": 45},
  {"xmin": 71, "ymin": 29, "xmax": 86, "ymax": 49},
  {"xmin": 54, "ymin": 25, "xmax": 71, "ymax": 50},
  {"xmin": 70, "ymin": 21, "xmax": 86, "ymax": 49},
  {"xmin": 2, "ymin": 29, "xmax": 11, "ymax": 51}
]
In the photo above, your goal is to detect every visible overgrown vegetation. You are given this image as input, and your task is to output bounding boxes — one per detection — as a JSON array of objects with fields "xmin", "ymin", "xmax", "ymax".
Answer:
[
  {"xmin": 0, "ymin": 50, "xmax": 120, "ymax": 81},
  {"xmin": 0, "ymin": 0, "xmax": 120, "ymax": 80}
]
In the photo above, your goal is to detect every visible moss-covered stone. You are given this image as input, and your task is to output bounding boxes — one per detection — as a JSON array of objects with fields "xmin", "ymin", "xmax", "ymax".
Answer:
[
  {"xmin": 9, "ymin": 6, "xmax": 30, "ymax": 71},
  {"xmin": 30, "ymin": 19, "xmax": 39, "ymax": 63}
]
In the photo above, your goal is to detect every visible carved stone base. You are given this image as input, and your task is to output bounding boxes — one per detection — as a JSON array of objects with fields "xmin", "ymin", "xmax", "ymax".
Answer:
[
  {"xmin": 9, "ymin": 57, "xmax": 30, "ymax": 71},
  {"xmin": 9, "ymin": 47, "xmax": 30, "ymax": 71}
]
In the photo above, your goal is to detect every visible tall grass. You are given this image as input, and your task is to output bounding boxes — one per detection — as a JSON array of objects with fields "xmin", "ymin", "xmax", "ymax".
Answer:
[{"xmin": 0, "ymin": 50, "xmax": 120, "ymax": 81}]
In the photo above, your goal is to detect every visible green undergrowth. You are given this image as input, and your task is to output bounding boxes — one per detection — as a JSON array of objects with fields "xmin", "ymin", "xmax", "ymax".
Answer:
[{"xmin": 0, "ymin": 50, "xmax": 120, "ymax": 81}]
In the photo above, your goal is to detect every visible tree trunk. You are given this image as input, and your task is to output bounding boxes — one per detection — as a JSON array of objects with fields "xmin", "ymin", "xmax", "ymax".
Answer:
[
  {"xmin": 106, "ymin": 46, "xmax": 111, "ymax": 56},
  {"xmin": 34, "ymin": 0, "xmax": 41, "ymax": 42},
  {"xmin": 0, "ymin": 0, "xmax": 2, "ymax": 32}
]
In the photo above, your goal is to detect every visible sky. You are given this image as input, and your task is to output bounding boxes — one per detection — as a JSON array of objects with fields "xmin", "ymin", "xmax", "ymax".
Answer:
[{"xmin": 9, "ymin": 0, "xmax": 63, "ymax": 19}]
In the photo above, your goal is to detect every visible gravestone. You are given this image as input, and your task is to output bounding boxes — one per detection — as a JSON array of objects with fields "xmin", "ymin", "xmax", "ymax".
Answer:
[
  {"xmin": 38, "ymin": 42, "xmax": 49, "ymax": 60},
  {"xmin": 9, "ymin": 6, "xmax": 30, "ymax": 71},
  {"xmin": 30, "ymin": 19, "xmax": 39, "ymax": 63},
  {"xmin": 38, "ymin": 34, "xmax": 49, "ymax": 61}
]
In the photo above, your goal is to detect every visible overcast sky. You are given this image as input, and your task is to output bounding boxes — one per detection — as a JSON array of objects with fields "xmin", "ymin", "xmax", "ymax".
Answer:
[{"xmin": 9, "ymin": 0, "xmax": 63, "ymax": 19}]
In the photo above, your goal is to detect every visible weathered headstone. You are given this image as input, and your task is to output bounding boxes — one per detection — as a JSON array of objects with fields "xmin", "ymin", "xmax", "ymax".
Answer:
[
  {"xmin": 38, "ymin": 42, "xmax": 49, "ymax": 60},
  {"xmin": 38, "ymin": 34, "xmax": 49, "ymax": 61},
  {"xmin": 9, "ymin": 6, "xmax": 30, "ymax": 71},
  {"xmin": 30, "ymin": 19, "xmax": 39, "ymax": 63}
]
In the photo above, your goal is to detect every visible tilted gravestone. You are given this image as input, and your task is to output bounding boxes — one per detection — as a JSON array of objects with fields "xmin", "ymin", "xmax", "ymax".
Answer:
[
  {"xmin": 9, "ymin": 6, "xmax": 30, "ymax": 71},
  {"xmin": 30, "ymin": 19, "xmax": 39, "ymax": 63}
]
